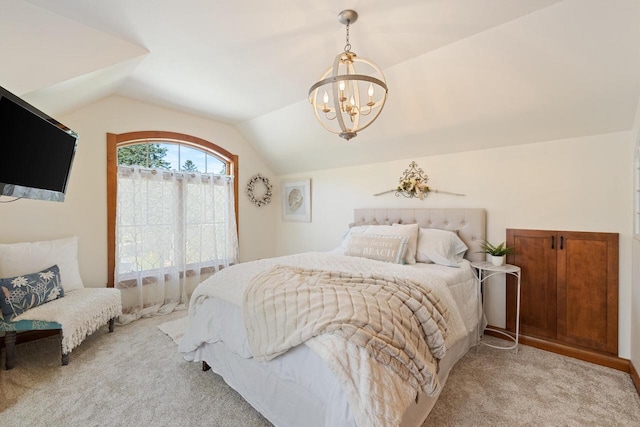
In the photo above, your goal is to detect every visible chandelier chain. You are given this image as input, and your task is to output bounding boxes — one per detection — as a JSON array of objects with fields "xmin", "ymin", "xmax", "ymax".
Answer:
[{"xmin": 344, "ymin": 22, "xmax": 351, "ymax": 52}]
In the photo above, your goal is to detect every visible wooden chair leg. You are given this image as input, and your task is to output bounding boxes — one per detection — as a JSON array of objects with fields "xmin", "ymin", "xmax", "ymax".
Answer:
[
  {"xmin": 5, "ymin": 331, "xmax": 16, "ymax": 370},
  {"xmin": 108, "ymin": 318, "xmax": 115, "ymax": 332}
]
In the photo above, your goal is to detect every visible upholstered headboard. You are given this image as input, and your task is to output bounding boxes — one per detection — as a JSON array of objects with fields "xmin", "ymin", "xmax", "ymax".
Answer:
[{"xmin": 353, "ymin": 208, "xmax": 486, "ymax": 263}]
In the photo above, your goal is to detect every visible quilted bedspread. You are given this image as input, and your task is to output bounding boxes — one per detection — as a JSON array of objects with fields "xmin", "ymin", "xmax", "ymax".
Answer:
[
  {"xmin": 186, "ymin": 252, "xmax": 467, "ymax": 427},
  {"xmin": 244, "ymin": 265, "xmax": 450, "ymax": 393}
]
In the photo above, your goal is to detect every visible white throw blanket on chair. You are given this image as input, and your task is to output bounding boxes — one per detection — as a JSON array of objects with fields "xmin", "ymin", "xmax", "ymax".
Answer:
[{"xmin": 12, "ymin": 288, "xmax": 122, "ymax": 354}]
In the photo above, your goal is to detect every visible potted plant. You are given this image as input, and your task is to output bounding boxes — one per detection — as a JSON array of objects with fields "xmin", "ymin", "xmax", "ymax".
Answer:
[{"xmin": 479, "ymin": 240, "xmax": 514, "ymax": 266}]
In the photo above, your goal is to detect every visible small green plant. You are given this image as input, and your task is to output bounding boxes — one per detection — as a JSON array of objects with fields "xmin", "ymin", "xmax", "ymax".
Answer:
[{"xmin": 479, "ymin": 240, "xmax": 514, "ymax": 256}]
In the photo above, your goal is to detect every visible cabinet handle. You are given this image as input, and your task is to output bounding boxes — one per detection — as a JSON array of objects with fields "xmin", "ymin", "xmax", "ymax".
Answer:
[
  {"xmin": 551, "ymin": 236, "xmax": 555, "ymax": 249},
  {"xmin": 560, "ymin": 236, "xmax": 564, "ymax": 250}
]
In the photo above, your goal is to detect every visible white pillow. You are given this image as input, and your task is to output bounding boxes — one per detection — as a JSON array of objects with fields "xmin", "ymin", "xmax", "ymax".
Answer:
[
  {"xmin": 416, "ymin": 228, "xmax": 468, "ymax": 267},
  {"xmin": 0, "ymin": 236, "xmax": 84, "ymax": 292},
  {"xmin": 345, "ymin": 234, "xmax": 409, "ymax": 264}
]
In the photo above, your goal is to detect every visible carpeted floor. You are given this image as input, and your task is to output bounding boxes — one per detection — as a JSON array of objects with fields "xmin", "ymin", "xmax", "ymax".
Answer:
[{"xmin": 1, "ymin": 311, "xmax": 639, "ymax": 426}]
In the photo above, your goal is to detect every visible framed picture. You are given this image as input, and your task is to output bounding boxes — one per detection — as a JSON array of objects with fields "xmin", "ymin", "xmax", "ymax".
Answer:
[{"xmin": 282, "ymin": 179, "xmax": 311, "ymax": 222}]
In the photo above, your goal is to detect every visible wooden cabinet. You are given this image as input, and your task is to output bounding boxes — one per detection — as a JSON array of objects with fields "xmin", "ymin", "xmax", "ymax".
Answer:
[{"xmin": 506, "ymin": 229, "xmax": 618, "ymax": 355}]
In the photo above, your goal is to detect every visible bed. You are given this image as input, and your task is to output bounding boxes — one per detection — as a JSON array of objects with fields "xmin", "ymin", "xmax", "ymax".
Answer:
[{"xmin": 179, "ymin": 208, "xmax": 486, "ymax": 427}]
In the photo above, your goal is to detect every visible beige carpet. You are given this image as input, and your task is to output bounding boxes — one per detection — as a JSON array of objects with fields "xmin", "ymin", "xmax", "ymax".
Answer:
[{"xmin": 1, "ymin": 311, "xmax": 639, "ymax": 426}]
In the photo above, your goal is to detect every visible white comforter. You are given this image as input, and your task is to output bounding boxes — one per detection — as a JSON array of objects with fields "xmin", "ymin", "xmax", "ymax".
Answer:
[{"xmin": 180, "ymin": 252, "xmax": 468, "ymax": 427}]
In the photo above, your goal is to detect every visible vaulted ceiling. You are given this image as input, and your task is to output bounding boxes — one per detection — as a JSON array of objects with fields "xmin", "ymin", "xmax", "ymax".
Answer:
[{"xmin": 2, "ymin": 0, "xmax": 639, "ymax": 174}]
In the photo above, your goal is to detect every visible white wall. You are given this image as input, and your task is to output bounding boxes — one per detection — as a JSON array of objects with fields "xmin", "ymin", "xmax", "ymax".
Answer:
[
  {"xmin": 632, "ymin": 137, "xmax": 640, "ymax": 374},
  {"xmin": 1, "ymin": 94, "xmax": 635, "ymax": 362},
  {"xmin": 0, "ymin": 95, "xmax": 277, "ymax": 287},
  {"xmin": 275, "ymin": 133, "xmax": 634, "ymax": 358}
]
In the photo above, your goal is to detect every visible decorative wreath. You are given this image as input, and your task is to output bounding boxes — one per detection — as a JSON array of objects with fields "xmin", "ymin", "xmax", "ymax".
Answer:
[{"xmin": 246, "ymin": 174, "xmax": 272, "ymax": 207}]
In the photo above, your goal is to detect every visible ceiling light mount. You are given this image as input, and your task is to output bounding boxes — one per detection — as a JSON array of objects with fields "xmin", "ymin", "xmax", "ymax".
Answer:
[
  {"xmin": 337, "ymin": 9, "xmax": 358, "ymax": 26},
  {"xmin": 308, "ymin": 9, "xmax": 388, "ymax": 141}
]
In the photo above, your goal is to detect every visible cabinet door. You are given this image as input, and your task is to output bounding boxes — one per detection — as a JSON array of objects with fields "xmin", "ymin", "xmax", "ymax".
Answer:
[
  {"xmin": 556, "ymin": 231, "xmax": 618, "ymax": 354},
  {"xmin": 506, "ymin": 229, "xmax": 557, "ymax": 339}
]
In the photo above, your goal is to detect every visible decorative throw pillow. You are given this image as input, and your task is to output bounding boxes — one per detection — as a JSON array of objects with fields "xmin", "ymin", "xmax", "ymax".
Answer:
[
  {"xmin": 0, "ymin": 236, "xmax": 84, "ymax": 292},
  {"xmin": 0, "ymin": 265, "xmax": 64, "ymax": 321},
  {"xmin": 345, "ymin": 234, "xmax": 409, "ymax": 264},
  {"xmin": 338, "ymin": 224, "xmax": 419, "ymax": 264},
  {"xmin": 338, "ymin": 225, "xmax": 371, "ymax": 252},
  {"xmin": 416, "ymin": 228, "xmax": 468, "ymax": 267}
]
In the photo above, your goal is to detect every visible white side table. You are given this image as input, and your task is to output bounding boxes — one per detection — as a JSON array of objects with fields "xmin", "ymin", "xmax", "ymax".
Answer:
[{"xmin": 471, "ymin": 261, "xmax": 521, "ymax": 354}]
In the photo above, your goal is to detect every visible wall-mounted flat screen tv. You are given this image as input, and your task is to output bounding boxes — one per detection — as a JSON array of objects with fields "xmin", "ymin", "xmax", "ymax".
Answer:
[{"xmin": 0, "ymin": 86, "xmax": 78, "ymax": 202}]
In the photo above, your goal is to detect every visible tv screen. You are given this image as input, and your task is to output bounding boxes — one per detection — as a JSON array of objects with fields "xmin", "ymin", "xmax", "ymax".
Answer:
[{"xmin": 0, "ymin": 86, "xmax": 78, "ymax": 202}]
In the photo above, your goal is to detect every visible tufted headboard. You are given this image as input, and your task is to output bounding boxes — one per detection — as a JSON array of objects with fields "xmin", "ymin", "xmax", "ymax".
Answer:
[{"xmin": 352, "ymin": 208, "xmax": 486, "ymax": 263}]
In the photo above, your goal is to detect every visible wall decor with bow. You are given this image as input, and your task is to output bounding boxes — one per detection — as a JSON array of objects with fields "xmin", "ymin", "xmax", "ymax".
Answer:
[{"xmin": 373, "ymin": 161, "xmax": 465, "ymax": 200}]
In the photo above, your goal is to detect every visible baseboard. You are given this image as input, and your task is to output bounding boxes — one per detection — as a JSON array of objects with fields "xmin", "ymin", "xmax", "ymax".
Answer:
[
  {"xmin": 631, "ymin": 361, "xmax": 640, "ymax": 398},
  {"xmin": 483, "ymin": 327, "xmax": 629, "ymax": 372}
]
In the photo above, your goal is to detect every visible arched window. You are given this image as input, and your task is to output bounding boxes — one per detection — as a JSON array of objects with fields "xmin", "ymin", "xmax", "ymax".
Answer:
[{"xmin": 107, "ymin": 131, "xmax": 238, "ymax": 321}]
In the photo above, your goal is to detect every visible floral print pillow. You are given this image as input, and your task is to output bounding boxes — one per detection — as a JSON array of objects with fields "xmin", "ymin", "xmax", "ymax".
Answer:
[{"xmin": 0, "ymin": 265, "xmax": 64, "ymax": 321}]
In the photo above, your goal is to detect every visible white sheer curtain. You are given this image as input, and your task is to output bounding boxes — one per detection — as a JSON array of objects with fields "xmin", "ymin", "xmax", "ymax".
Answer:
[{"xmin": 115, "ymin": 165, "xmax": 238, "ymax": 324}]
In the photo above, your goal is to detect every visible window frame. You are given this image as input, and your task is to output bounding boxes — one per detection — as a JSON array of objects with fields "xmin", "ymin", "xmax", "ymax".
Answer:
[{"xmin": 106, "ymin": 131, "xmax": 239, "ymax": 288}]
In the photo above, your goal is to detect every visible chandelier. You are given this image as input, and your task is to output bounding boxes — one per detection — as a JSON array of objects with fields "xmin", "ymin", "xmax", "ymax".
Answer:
[{"xmin": 308, "ymin": 10, "xmax": 388, "ymax": 141}]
